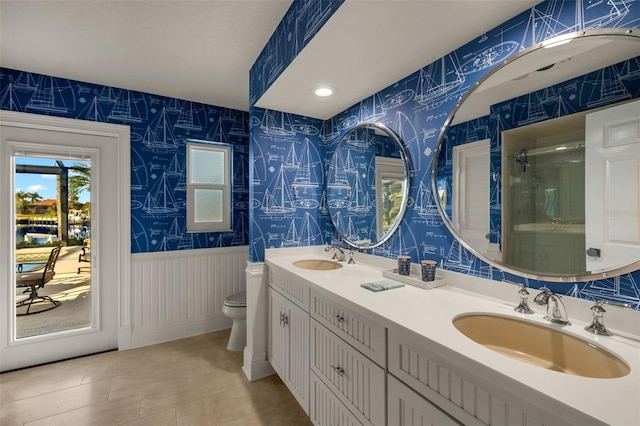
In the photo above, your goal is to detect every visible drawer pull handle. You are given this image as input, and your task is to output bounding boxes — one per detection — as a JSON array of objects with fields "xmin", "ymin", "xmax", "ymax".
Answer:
[
  {"xmin": 282, "ymin": 314, "xmax": 289, "ymax": 326},
  {"xmin": 335, "ymin": 314, "xmax": 344, "ymax": 322},
  {"xmin": 332, "ymin": 365, "xmax": 345, "ymax": 376}
]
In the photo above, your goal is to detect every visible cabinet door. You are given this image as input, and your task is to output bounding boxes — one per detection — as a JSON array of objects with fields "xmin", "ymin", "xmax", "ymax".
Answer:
[
  {"xmin": 388, "ymin": 375, "xmax": 461, "ymax": 426},
  {"xmin": 286, "ymin": 299, "xmax": 310, "ymax": 414},
  {"xmin": 268, "ymin": 287, "xmax": 288, "ymax": 379}
]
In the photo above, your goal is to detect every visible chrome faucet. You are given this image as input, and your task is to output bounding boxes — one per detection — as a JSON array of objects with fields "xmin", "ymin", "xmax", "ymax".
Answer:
[
  {"xmin": 325, "ymin": 245, "xmax": 346, "ymax": 261},
  {"xmin": 584, "ymin": 300, "xmax": 632, "ymax": 336},
  {"xmin": 512, "ymin": 283, "xmax": 534, "ymax": 314},
  {"xmin": 534, "ymin": 288, "xmax": 570, "ymax": 325}
]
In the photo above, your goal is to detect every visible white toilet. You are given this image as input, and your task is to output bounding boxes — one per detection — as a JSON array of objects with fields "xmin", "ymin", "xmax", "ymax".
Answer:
[{"xmin": 223, "ymin": 291, "xmax": 246, "ymax": 351}]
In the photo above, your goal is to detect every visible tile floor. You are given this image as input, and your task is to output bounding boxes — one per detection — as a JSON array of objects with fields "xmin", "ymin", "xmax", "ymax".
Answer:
[{"xmin": 0, "ymin": 330, "xmax": 312, "ymax": 426}]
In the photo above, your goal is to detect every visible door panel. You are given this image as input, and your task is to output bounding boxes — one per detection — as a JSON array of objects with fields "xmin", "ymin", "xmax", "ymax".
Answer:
[
  {"xmin": 286, "ymin": 300, "xmax": 309, "ymax": 412},
  {"xmin": 268, "ymin": 287, "xmax": 287, "ymax": 378},
  {"xmin": 453, "ymin": 139, "xmax": 490, "ymax": 255},
  {"xmin": 1, "ymin": 114, "xmax": 125, "ymax": 371},
  {"xmin": 585, "ymin": 99, "xmax": 640, "ymax": 273}
]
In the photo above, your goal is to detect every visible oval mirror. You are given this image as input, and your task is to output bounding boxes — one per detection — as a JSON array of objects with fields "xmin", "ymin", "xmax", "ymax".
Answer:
[
  {"xmin": 327, "ymin": 122, "xmax": 411, "ymax": 249},
  {"xmin": 433, "ymin": 29, "xmax": 640, "ymax": 282}
]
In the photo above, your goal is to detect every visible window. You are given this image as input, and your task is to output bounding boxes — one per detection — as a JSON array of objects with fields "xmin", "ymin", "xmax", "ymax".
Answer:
[
  {"xmin": 374, "ymin": 156, "xmax": 405, "ymax": 238},
  {"xmin": 186, "ymin": 141, "xmax": 232, "ymax": 232}
]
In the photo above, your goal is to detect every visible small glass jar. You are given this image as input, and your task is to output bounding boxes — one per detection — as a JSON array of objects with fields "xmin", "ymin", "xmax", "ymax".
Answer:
[
  {"xmin": 397, "ymin": 256, "xmax": 411, "ymax": 276},
  {"xmin": 420, "ymin": 260, "xmax": 437, "ymax": 282}
]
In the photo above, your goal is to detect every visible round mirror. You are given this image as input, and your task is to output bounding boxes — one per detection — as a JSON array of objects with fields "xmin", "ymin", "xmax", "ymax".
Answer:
[
  {"xmin": 327, "ymin": 122, "xmax": 411, "ymax": 248},
  {"xmin": 433, "ymin": 29, "xmax": 640, "ymax": 282}
]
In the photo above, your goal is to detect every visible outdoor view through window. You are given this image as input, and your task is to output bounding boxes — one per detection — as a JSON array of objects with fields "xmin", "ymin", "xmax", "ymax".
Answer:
[{"xmin": 14, "ymin": 156, "xmax": 92, "ymax": 338}]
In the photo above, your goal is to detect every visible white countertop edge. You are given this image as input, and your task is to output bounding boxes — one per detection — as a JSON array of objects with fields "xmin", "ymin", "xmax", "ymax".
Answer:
[{"xmin": 264, "ymin": 249, "xmax": 640, "ymax": 426}]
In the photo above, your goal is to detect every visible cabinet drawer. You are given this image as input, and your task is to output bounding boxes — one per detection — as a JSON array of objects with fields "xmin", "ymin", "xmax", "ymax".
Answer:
[
  {"xmin": 388, "ymin": 333, "xmax": 552, "ymax": 426},
  {"xmin": 269, "ymin": 265, "xmax": 309, "ymax": 312},
  {"xmin": 310, "ymin": 290, "xmax": 386, "ymax": 367},
  {"xmin": 388, "ymin": 374, "xmax": 461, "ymax": 426},
  {"xmin": 310, "ymin": 372, "xmax": 363, "ymax": 426},
  {"xmin": 311, "ymin": 319, "xmax": 385, "ymax": 426}
]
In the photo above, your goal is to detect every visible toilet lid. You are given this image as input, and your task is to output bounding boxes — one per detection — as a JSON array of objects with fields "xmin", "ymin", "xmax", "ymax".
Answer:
[{"xmin": 224, "ymin": 291, "xmax": 246, "ymax": 307}]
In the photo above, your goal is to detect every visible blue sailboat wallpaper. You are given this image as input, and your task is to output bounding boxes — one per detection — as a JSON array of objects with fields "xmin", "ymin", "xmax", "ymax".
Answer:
[
  {"xmin": 1, "ymin": 68, "xmax": 250, "ymax": 254},
  {"xmin": 1, "ymin": 0, "xmax": 639, "ymax": 310},
  {"xmin": 249, "ymin": 0, "xmax": 640, "ymax": 310}
]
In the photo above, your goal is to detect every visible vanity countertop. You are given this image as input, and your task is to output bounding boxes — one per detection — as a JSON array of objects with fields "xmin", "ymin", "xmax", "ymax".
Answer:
[{"xmin": 265, "ymin": 248, "xmax": 640, "ymax": 426}]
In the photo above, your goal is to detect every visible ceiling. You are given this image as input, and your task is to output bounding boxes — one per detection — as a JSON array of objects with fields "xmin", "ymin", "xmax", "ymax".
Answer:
[
  {"xmin": 0, "ymin": 0, "xmax": 293, "ymax": 112},
  {"xmin": 1, "ymin": 0, "xmax": 540, "ymax": 119}
]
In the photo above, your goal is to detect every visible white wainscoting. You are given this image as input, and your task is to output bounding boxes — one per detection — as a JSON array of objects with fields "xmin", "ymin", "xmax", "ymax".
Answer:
[{"xmin": 130, "ymin": 246, "xmax": 248, "ymax": 348}]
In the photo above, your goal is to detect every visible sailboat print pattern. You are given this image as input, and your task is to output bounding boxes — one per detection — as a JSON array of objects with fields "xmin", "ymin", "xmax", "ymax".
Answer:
[
  {"xmin": 249, "ymin": 0, "xmax": 344, "ymax": 105},
  {"xmin": 1, "ymin": 67, "xmax": 250, "ymax": 253},
  {"xmin": 249, "ymin": 0, "xmax": 640, "ymax": 310}
]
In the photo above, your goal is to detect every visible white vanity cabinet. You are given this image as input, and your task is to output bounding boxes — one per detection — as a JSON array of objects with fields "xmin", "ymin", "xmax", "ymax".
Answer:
[
  {"xmin": 388, "ymin": 375, "xmax": 461, "ymax": 426},
  {"xmin": 310, "ymin": 290, "xmax": 386, "ymax": 366},
  {"xmin": 268, "ymin": 266, "xmax": 310, "ymax": 415},
  {"xmin": 310, "ymin": 318, "xmax": 386, "ymax": 426},
  {"xmin": 310, "ymin": 371, "xmax": 364, "ymax": 426},
  {"xmin": 264, "ymin": 250, "xmax": 639, "ymax": 426},
  {"xmin": 388, "ymin": 331, "xmax": 559, "ymax": 426},
  {"xmin": 308, "ymin": 289, "xmax": 387, "ymax": 426}
]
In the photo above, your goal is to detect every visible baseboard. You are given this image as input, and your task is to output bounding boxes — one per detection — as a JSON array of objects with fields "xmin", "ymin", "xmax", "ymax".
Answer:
[
  {"xmin": 130, "ymin": 315, "xmax": 232, "ymax": 349},
  {"xmin": 242, "ymin": 348, "xmax": 275, "ymax": 382}
]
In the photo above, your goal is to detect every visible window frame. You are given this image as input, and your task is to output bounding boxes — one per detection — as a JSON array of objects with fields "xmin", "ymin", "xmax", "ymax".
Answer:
[{"xmin": 186, "ymin": 140, "xmax": 232, "ymax": 233}]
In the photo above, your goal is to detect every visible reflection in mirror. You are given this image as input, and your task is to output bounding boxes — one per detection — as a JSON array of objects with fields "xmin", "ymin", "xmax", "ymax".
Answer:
[
  {"xmin": 434, "ymin": 30, "xmax": 640, "ymax": 281},
  {"xmin": 501, "ymin": 114, "xmax": 587, "ymax": 275},
  {"xmin": 327, "ymin": 123, "xmax": 410, "ymax": 248},
  {"xmin": 375, "ymin": 157, "xmax": 404, "ymax": 238}
]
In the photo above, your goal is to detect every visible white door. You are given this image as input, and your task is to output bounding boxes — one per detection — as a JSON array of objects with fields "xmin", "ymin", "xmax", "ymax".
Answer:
[
  {"xmin": 453, "ymin": 139, "xmax": 490, "ymax": 255},
  {"xmin": 585, "ymin": 99, "xmax": 640, "ymax": 273},
  {"xmin": 1, "ymin": 112, "xmax": 129, "ymax": 371}
]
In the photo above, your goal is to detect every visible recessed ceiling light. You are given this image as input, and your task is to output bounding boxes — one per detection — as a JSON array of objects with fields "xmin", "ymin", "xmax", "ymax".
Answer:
[{"xmin": 314, "ymin": 86, "xmax": 335, "ymax": 97}]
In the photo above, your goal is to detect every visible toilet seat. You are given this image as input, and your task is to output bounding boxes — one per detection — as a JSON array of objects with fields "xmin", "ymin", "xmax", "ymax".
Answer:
[{"xmin": 224, "ymin": 291, "xmax": 246, "ymax": 308}]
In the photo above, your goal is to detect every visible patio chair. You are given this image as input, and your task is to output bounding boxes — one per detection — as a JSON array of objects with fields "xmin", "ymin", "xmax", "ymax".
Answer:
[
  {"xmin": 77, "ymin": 237, "xmax": 90, "ymax": 274},
  {"xmin": 16, "ymin": 245, "xmax": 62, "ymax": 315}
]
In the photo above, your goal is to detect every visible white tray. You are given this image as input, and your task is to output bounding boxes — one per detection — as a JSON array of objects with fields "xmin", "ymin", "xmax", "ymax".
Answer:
[{"xmin": 382, "ymin": 264, "xmax": 447, "ymax": 290}]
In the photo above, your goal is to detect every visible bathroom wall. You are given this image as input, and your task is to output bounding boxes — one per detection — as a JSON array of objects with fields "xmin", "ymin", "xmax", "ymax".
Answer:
[
  {"xmin": 247, "ymin": 0, "xmax": 345, "ymax": 263},
  {"xmin": 0, "ymin": 68, "xmax": 250, "ymax": 254},
  {"xmin": 249, "ymin": 106, "xmax": 333, "ymax": 261},
  {"xmin": 249, "ymin": 0, "xmax": 344, "ymax": 105},
  {"xmin": 249, "ymin": 0, "xmax": 640, "ymax": 309}
]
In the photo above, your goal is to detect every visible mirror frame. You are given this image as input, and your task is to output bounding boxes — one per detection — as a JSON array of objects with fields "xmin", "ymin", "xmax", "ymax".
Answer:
[
  {"xmin": 329, "ymin": 122, "xmax": 411, "ymax": 249},
  {"xmin": 432, "ymin": 28, "xmax": 640, "ymax": 283}
]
